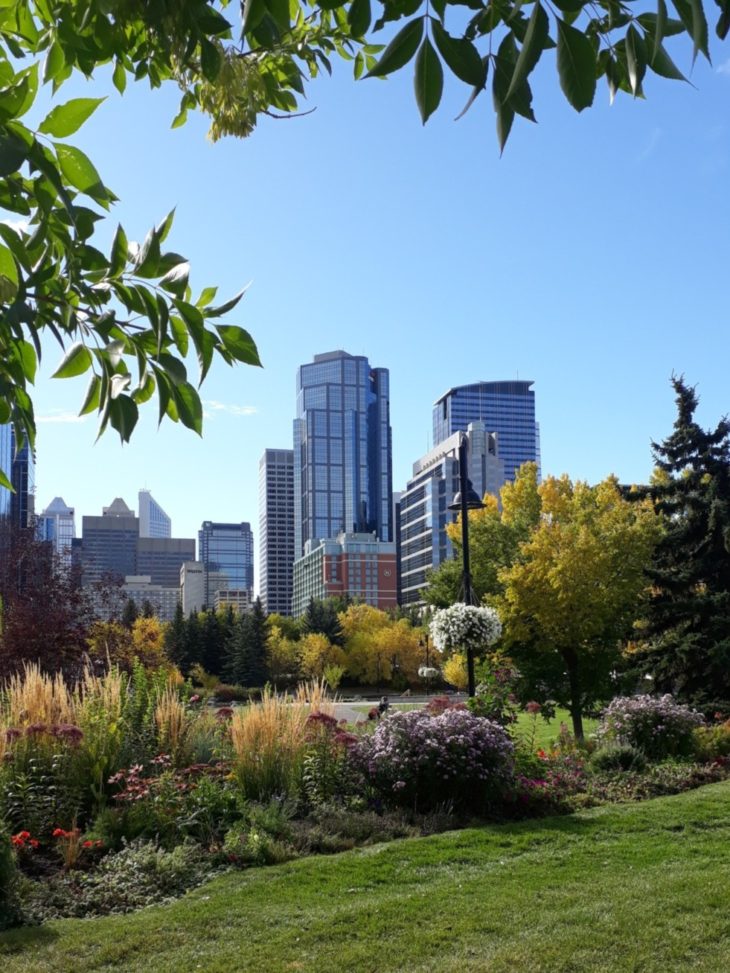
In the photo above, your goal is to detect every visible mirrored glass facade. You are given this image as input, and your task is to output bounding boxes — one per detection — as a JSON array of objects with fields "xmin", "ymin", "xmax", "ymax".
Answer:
[
  {"xmin": 198, "ymin": 521, "xmax": 254, "ymax": 606},
  {"xmin": 433, "ymin": 381, "xmax": 539, "ymax": 483},
  {"xmin": 0, "ymin": 424, "xmax": 12, "ymax": 519},
  {"xmin": 293, "ymin": 351, "xmax": 392, "ymax": 558}
]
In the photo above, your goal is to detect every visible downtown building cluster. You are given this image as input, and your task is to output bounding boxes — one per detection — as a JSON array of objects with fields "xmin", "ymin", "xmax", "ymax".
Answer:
[
  {"xmin": 259, "ymin": 351, "xmax": 540, "ymax": 616},
  {"xmin": 1, "ymin": 355, "xmax": 539, "ymax": 621}
]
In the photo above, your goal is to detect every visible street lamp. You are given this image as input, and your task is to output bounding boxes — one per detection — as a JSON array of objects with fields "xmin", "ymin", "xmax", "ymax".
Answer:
[
  {"xmin": 447, "ymin": 432, "xmax": 485, "ymax": 698},
  {"xmin": 418, "ymin": 632, "xmax": 433, "ymax": 695}
]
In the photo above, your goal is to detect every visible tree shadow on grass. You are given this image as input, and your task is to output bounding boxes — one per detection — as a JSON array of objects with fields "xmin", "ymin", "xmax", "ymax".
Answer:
[{"xmin": 0, "ymin": 923, "xmax": 58, "ymax": 955}]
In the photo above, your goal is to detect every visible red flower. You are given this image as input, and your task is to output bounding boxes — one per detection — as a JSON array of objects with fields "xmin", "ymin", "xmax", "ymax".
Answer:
[
  {"xmin": 82, "ymin": 840, "xmax": 94, "ymax": 848},
  {"xmin": 17, "ymin": 831, "xmax": 30, "ymax": 840},
  {"xmin": 29, "ymin": 839, "xmax": 39, "ymax": 848},
  {"xmin": 52, "ymin": 828, "xmax": 68, "ymax": 838}
]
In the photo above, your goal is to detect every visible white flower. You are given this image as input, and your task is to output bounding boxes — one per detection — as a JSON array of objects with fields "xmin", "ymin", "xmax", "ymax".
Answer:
[{"xmin": 429, "ymin": 603, "xmax": 502, "ymax": 653}]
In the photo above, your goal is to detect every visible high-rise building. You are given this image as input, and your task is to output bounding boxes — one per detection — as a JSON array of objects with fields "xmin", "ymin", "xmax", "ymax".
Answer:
[
  {"xmin": 293, "ymin": 350, "xmax": 392, "ymax": 558},
  {"xmin": 198, "ymin": 521, "xmax": 253, "ymax": 607},
  {"xmin": 137, "ymin": 537, "xmax": 195, "ymax": 586},
  {"xmin": 291, "ymin": 532, "xmax": 398, "ymax": 617},
  {"xmin": 121, "ymin": 575, "xmax": 180, "ymax": 622},
  {"xmin": 38, "ymin": 497, "xmax": 76, "ymax": 567},
  {"xmin": 0, "ymin": 424, "xmax": 12, "ymax": 519},
  {"xmin": 399, "ymin": 422, "xmax": 505, "ymax": 607},
  {"xmin": 433, "ymin": 381, "xmax": 539, "ymax": 482},
  {"xmin": 138, "ymin": 490, "xmax": 172, "ymax": 538},
  {"xmin": 180, "ymin": 560, "xmax": 229, "ymax": 616},
  {"xmin": 80, "ymin": 498, "xmax": 139, "ymax": 586},
  {"xmin": 10, "ymin": 428, "xmax": 35, "ymax": 528},
  {"xmin": 259, "ymin": 448, "xmax": 295, "ymax": 615}
]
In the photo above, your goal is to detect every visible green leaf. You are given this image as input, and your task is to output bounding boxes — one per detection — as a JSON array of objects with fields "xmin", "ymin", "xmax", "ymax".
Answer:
[
  {"xmin": 556, "ymin": 19, "xmax": 596, "ymax": 112},
  {"xmin": 39, "ymin": 97, "xmax": 105, "ymax": 137},
  {"xmin": 134, "ymin": 226, "xmax": 161, "ymax": 278},
  {"xmin": 242, "ymin": 0, "xmax": 267, "ymax": 33},
  {"xmin": 215, "ymin": 326, "xmax": 262, "ymax": 366},
  {"xmin": 671, "ymin": 0, "xmax": 710, "ymax": 62},
  {"xmin": 205, "ymin": 286, "xmax": 250, "ymax": 318},
  {"xmin": 132, "ymin": 372, "xmax": 156, "ymax": 406},
  {"xmin": 0, "ymin": 127, "xmax": 31, "ymax": 176},
  {"xmin": 348, "ymin": 0, "xmax": 371, "ymax": 37},
  {"xmin": 17, "ymin": 340, "xmax": 37, "ymax": 383},
  {"xmin": 506, "ymin": 2, "xmax": 550, "ymax": 103},
  {"xmin": 431, "ymin": 22, "xmax": 485, "ymax": 87},
  {"xmin": 0, "ymin": 244, "xmax": 19, "ymax": 302},
  {"xmin": 52, "ymin": 342, "xmax": 92, "ymax": 379},
  {"xmin": 113, "ymin": 59, "xmax": 127, "ymax": 94},
  {"xmin": 200, "ymin": 38, "xmax": 222, "ymax": 82},
  {"xmin": 414, "ymin": 37, "xmax": 443, "ymax": 125},
  {"xmin": 108, "ymin": 395, "xmax": 138, "ymax": 443},
  {"xmin": 79, "ymin": 374, "xmax": 101, "ymax": 415},
  {"xmin": 156, "ymin": 208, "xmax": 176, "ymax": 244},
  {"xmin": 42, "ymin": 41, "xmax": 65, "ymax": 84},
  {"xmin": 0, "ymin": 470, "xmax": 11, "ymax": 492},
  {"xmin": 718, "ymin": 0, "xmax": 730, "ymax": 40},
  {"xmin": 366, "ymin": 18, "xmax": 424, "ymax": 79},
  {"xmin": 109, "ymin": 223, "xmax": 128, "ymax": 277},
  {"xmin": 173, "ymin": 382, "xmax": 203, "ymax": 435},
  {"xmin": 55, "ymin": 143, "xmax": 108, "ymax": 201},
  {"xmin": 160, "ymin": 260, "xmax": 190, "ymax": 297},
  {"xmin": 649, "ymin": 41, "xmax": 687, "ymax": 79},
  {"xmin": 655, "ymin": 0, "xmax": 668, "ymax": 58},
  {"xmin": 625, "ymin": 27, "xmax": 647, "ymax": 96}
]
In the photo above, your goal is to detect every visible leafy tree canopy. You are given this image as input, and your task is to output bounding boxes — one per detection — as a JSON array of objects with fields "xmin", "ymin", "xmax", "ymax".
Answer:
[{"xmin": 1, "ymin": 2, "xmax": 726, "ymax": 487}]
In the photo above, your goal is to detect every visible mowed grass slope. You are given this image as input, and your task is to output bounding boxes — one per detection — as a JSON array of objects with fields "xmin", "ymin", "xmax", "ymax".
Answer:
[{"xmin": 2, "ymin": 782, "xmax": 729, "ymax": 973}]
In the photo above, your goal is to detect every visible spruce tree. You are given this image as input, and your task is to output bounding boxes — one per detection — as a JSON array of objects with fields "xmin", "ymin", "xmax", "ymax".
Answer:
[
  {"xmin": 200, "ymin": 608, "xmax": 226, "ymax": 678},
  {"xmin": 224, "ymin": 599, "xmax": 269, "ymax": 688},
  {"xmin": 301, "ymin": 598, "xmax": 344, "ymax": 646},
  {"xmin": 121, "ymin": 598, "xmax": 139, "ymax": 630},
  {"xmin": 164, "ymin": 602, "xmax": 187, "ymax": 670},
  {"xmin": 636, "ymin": 378, "xmax": 730, "ymax": 711}
]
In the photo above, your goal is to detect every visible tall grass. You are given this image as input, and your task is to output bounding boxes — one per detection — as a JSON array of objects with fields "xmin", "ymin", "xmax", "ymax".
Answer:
[{"xmin": 230, "ymin": 681, "xmax": 337, "ymax": 801}]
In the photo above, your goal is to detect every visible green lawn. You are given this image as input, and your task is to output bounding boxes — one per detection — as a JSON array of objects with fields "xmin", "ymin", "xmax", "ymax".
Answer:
[
  {"xmin": 2, "ymin": 781, "xmax": 729, "ymax": 972},
  {"xmin": 512, "ymin": 707, "xmax": 599, "ymax": 748}
]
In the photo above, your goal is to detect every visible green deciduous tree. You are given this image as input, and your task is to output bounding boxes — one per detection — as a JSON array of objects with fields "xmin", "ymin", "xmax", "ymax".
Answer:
[
  {"xmin": 629, "ymin": 378, "xmax": 730, "ymax": 712},
  {"xmin": 2, "ymin": 2, "xmax": 728, "ymax": 487}
]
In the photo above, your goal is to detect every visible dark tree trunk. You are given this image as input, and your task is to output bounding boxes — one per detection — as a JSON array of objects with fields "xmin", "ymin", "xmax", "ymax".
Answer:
[{"xmin": 563, "ymin": 648, "xmax": 584, "ymax": 740}]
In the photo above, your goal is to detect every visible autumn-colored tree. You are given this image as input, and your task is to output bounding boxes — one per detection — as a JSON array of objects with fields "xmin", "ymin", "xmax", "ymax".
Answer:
[
  {"xmin": 0, "ymin": 522, "xmax": 91, "ymax": 677},
  {"xmin": 340, "ymin": 605, "xmax": 423, "ymax": 685},
  {"xmin": 131, "ymin": 617, "xmax": 169, "ymax": 670},
  {"xmin": 86, "ymin": 620, "xmax": 134, "ymax": 669},
  {"xmin": 499, "ymin": 475, "xmax": 662, "ymax": 738},
  {"xmin": 266, "ymin": 624, "xmax": 301, "ymax": 686},
  {"xmin": 298, "ymin": 633, "xmax": 346, "ymax": 680},
  {"xmin": 443, "ymin": 653, "xmax": 468, "ymax": 691},
  {"xmin": 425, "ymin": 463, "xmax": 541, "ymax": 607}
]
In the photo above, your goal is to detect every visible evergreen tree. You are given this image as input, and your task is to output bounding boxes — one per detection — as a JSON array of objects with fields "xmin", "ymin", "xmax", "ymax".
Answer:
[
  {"xmin": 164, "ymin": 602, "xmax": 187, "ymax": 671},
  {"xmin": 183, "ymin": 611, "xmax": 203, "ymax": 674},
  {"xmin": 224, "ymin": 599, "xmax": 269, "ymax": 687},
  {"xmin": 200, "ymin": 609, "xmax": 226, "ymax": 678},
  {"xmin": 301, "ymin": 598, "xmax": 344, "ymax": 646},
  {"xmin": 140, "ymin": 599, "xmax": 156, "ymax": 619},
  {"xmin": 121, "ymin": 598, "xmax": 139, "ymax": 630},
  {"xmin": 633, "ymin": 378, "xmax": 730, "ymax": 711}
]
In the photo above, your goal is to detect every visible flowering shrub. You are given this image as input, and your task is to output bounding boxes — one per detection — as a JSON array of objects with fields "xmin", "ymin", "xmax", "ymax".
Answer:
[
  {"xmin": 467, "ymin": 653, "xmax": 521, "ymax": 725},
  {"xmin": 598, "ymin": 695, "xmax": 704, "ymax": 760},
  {"xmin": 429, "ymin": 604, "xmax": 502, "ymax": 654},
  {"xmin": 302, "ymin": 712, "xmax": 358, "ymax": 808},
  {"xmin": 356, "ymin": 709, "xmax": 514, "ymax": 813},
  {"xmin": 692, "ymin": 719, "xmax": 730, "ymax": 762}
]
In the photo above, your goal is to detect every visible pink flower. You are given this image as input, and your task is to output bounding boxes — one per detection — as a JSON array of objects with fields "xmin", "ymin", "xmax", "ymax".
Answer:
[{"xmin": 525, "ymin": 701, "xmax": 542, "ymax": 715}]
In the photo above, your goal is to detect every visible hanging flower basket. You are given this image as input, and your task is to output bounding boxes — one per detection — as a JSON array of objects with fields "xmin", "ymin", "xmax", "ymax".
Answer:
[{"xmin": 429, "ymin": 603, "xmax": 502, "ymax": 654}]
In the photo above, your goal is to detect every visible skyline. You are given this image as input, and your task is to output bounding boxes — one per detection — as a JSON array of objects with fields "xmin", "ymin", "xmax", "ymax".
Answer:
[{"xmin": 15, "ymin": 44, "xmax": 730, "ymax": 551}]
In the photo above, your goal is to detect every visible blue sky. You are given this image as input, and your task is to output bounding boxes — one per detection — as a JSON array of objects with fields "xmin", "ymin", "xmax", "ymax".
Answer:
[{"xmin": 25, "ymin": 31, "xmax": 730, "ymax": 564}]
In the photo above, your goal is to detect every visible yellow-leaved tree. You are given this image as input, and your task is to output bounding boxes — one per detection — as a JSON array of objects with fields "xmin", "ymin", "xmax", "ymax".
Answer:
[
  {"xmin": 499, "ymin": 475, "xmax": 662, "ymax": 738},
  {"xmin": 298, "ymin": 633, "xmax": 346, "ymax": 680}
]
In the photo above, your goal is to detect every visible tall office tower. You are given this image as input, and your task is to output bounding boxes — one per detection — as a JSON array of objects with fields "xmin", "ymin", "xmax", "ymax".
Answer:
[
  {"xmin": 38, "ymin": 497, "xmax": 76, "ymax": 567},
  {"xmin": 137, "ymin": 537, "xmax": 196, "ymax": 586},
  {"xmin": 198, "ymin": 521, "xmax": 254, "ymax": 607},
  {"xmin": 433, "ymin": 381, "xmax": 539, "ymax": 482},
  {"xmin": 293, "ymin": 350, "xmax": 392, "ymax": 558},
  {"xmin": 399, "ymin": 422, "xmax": 505, "ymax": 607},
  {"xmin": 138, "ymin": 489, "xmax": 172, "ymax": 538},
  {"xmin": 0, "ymin": 424, "xmax": 12, "ymax": 519},
  {"xmin": 81, "ymin": 498, "xmax": 139, "ymax": 586},
  {"xmin": 259, "ymin": 448, "xmax": 295, "ymax": 615},
  {"xmin": 10, "ymin": 428, "xmax": 35, "ymax": 528}
]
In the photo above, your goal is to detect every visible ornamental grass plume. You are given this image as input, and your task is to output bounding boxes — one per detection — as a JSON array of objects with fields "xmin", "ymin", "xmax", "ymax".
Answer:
[
  {"xmin": 230, "ymin": 682, "xmax": 335, "ymax": 802},
  {"xmin": 154, "ymin": 687, "xmax": 193, "ymax": 768},
  {"xmin": 3, "ymin": 664, "xmax": 74, "ymax": 728}
]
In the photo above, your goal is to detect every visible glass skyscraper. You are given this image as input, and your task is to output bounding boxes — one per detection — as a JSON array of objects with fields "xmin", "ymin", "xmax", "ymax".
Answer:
[
  {"xmin": 198, "ymin": 521, "xmax": 254, "ymax": 605},
  {"xmin": 293, "ymin": 350, "xmax": 392, "ymax": 558},
  {"xmin": 259, "ymin": 448, "xmax": 295, "ymax": 615},
  {"xmin": 0, "ymin": 424, "xmax": 12, "ymax": 519},
  {"xmin": 433, "ymin": 380, "xmax": 539, "ymax": 482},
  {"xmin": 38, "ymin": 497, "xmax": 76, "ymax": 567}
]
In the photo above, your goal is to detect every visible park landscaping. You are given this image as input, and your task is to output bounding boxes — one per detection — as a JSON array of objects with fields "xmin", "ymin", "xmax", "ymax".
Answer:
[{"xmin": 1, "ymin": 781, "xmax": 729, "ymax": 972}]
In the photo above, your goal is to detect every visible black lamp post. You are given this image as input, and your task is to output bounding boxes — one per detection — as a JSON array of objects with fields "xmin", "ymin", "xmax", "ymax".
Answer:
[
  {"xmin": 419, "ymin": 633, "xmax": 431, "ymax": 695},
  {"xmin": 448, "ymin": 433, "xmax": 485, "ymax": 697}
]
